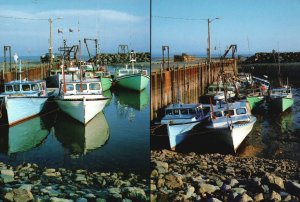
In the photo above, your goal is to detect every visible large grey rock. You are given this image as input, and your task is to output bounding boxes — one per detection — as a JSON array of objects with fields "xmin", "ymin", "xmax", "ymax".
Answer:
[
  {"xmin": 153, "ymin": 160, "xmax": 168, "ymax": 173},
  {"xmin": 122, "ymin": 187, "xmax": 147, "ymax": 201},
  {"xmin": 265, "ymin": 174, "xmax": 284, "ymax": 189},
  {"xmin": 198, "ymin": 183, "xmax": 219, "ymax": 194},
  {"xmin": 1, "ymin": 169, "xmax": 14, "ymax": 183},
  {"xmin": 4, "ymin": 188, "xmax": 33, "ymax": 202},
  {"xmin": 165, "ymin": 173, "xmax": 183, "ymax": 189}
]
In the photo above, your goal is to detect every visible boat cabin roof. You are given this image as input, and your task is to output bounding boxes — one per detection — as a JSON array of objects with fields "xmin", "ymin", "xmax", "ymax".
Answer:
[
  {"xmin": 214, "ymin": 101, "xmax": 247, "ymax": 111},
  {"xmin": 165, "ymin": 103, "xmax": 202, "ymax": 110},
  {"xmin": 5, "ymin": 80, "xmax": 45, "ymax": 85}
]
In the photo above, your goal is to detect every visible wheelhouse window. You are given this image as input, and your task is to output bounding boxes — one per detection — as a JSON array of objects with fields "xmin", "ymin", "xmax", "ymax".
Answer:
[
  {"xmin": 22, "ymin": 84, "xmax": 31, "ymax": 91},
  {"xmin": 76, "ymin": 84, "xmax": 87, "ymax": 91},
  {"xmin": 214, "ymin": 111, "xmax": 223, "ymax": 117},
  {"xmin": 13, "ymin": 85, "xmax": 20, "ymax": 91},
  {"xmin": 66, "ymin": 84, "xmax": 74, "ymax": 91},
  {"xmin": 224, "ymin": 110, "xmax": 235, "ymax": 116},
  {"xmin": 173, "ymin": 109, "xmax": 180, "ymax": 115},
  {"xmin": 180, "ymin": 108, "xmax": 189, "ymax": 115},
  {"xmin": 165, "ymin": 109, "xmax": 172, "ymax": 115},
  {"xmin": 32, "ymin": 84, "xmax": 39, "ymax": 91},
  {"xmin": 5, "ymin": 85, "xmax": 13, "ymax": 92},
  {"xmin": 236, "ymin": 108, "xmax": 247, "ymax": 115},
  {"xmin": 89, "ymin": 83, "xmax": 100, "ymax": 90},
  {"xmin": 188, "ymin": 108, "xmax": 196, "ymax": 115}
]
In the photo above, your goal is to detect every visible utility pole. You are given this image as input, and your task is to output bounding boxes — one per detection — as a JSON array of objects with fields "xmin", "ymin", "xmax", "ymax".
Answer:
[
  {"xmin": 49, "ymin": 17, "xmax": 53, "ymax": 68},
  {"xmin": 207, "ymin": 17, "xmax": 219, "ymax": 84}
]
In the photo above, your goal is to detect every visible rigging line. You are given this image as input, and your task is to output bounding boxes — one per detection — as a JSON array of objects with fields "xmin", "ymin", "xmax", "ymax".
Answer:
[
  {"xmin": 0, "ymin": 15, "xmax": 48, "ymax": 21},
  {"xmin": 152, "ymin": 15, "xmax": 207, "ymax": 21}
]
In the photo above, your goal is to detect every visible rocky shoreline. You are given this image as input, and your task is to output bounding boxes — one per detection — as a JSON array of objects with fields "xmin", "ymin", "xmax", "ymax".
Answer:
[
  {"xmin": 0, "ymin": 162, "xmax": 149, "ymax": 202},
  {"xmin": 151, "ymin": 150, "xmax": 300, "ymax": 201}
]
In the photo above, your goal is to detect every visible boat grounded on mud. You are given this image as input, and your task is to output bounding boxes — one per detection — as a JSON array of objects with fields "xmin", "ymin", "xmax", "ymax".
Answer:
[
  {"xmin": 114, "ymin": 50, "xmax": 149, "ymax": 91},
  {"xmin": 207, "ymin": 101, "xmax": 256, "ymax": 152},
  {"xmin": 55, "ymin": 79, "xmax": 110, "ymax": 124},
  {"xmin": 161, "ymin": 103, "xmax": 210, "ymax": 150}
]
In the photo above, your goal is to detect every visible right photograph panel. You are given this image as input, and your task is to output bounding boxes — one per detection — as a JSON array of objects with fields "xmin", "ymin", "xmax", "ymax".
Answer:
[{"xmin": 151, "ymin": 0, "xmax": 300, "ymax": 201}]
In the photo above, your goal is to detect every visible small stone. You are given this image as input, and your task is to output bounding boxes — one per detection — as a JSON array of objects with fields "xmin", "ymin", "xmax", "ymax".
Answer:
[
  {"xmin": 76, "ymin": 198, "xmax": 88, "ymax": 202},
  {"xmin": 207, "ymin": 197, "xmax": 222, "ymax": 202},
  {"xmin": 184, "ymin": 186, "xmax": 195, "ymax": 199},
  {"xmin": 254, "ymin": 193, "xmax": 264, "ymax": 201},
  {"xmin": 270, "ymin": 190, "xmax": 281, "ymax": 201},
  {"xmin": 235, "ymin": 193, "xmax": 253, "ymax": 202},
  {"xmin": 227, "ymin": 178, "xmax": 239, "ymax": 187},
  {"xmin": 198, "ymin": 183, "xmax": 219, "ymax": 194},
  {"xmin": 50, "ymin": 197, "xmax": 74, "ymax": 202},
  {"xmin": 75, "ymin": 174, "xmax": 86, "ymax": 182}
]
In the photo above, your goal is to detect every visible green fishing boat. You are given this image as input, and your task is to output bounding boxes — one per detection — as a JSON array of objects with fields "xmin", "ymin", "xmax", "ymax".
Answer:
[
  {"xmin": 246, "ymin": 96, "xmax": 264, "ymax": 110},
  {"xmin": 114, "ymin": 50, "xmax": 149, "ymax": 91},
  {"xmin": 83, "ymin": 64, "xmax": 112, "ymax": 91},
  {"xmin": 95, "ymin": 72, "xmax": 112, "ymax": 91},
  {"xmin": 268, "ymin": 87, "xmax": 293, "ymax": 112}
]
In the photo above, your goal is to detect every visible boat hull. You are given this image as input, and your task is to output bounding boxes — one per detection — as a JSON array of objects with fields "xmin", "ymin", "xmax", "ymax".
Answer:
[
  {"xmin": 3, "ymin": 96, "xmax": 48, "ymax": 126},
  {"xmin": 269, "ymin": 97, "xmax": 293, "ymax": 112},
  {"xmin": 55, "ymin": 96, "xmax": 109, "ymax": 124},
  {"xmin": 167, "ymin": 121, "xmax": 199, "ymax": 150},
  {"xmin": 207, "ymin": 116, "xmax": 256, "ymax": 152},
  {"xmin": 100, "ymin": 77, "xmax": 112, "ymax": 91},
  {"xmin": 115, "ymin": 74, "xmax": 149, "ymax": 91},
  {"xmin": 246, "ymin": 96, "xmax": 264, "ymax": 110}
]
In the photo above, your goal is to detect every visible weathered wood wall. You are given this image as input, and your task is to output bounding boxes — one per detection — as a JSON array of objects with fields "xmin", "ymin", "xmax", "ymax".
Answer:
[{"xmin": 151, "ymin": 59, "xmax": 237, "ymax": 121}]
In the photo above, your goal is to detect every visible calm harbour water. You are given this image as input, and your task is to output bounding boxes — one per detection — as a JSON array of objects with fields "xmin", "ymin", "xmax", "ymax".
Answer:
[
  {"xmin": 151, "ymin": 79, "xmax": 300, "ymax": 163},
  {"xmin": 0, "ymin": 68, "xmax": 150, "ymax": 178}
]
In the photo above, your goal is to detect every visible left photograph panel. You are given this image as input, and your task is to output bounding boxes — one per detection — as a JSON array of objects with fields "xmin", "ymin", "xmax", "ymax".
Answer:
[{"xmin": 0, "ymin": 0, "xmax": 150, "ymax": 201}]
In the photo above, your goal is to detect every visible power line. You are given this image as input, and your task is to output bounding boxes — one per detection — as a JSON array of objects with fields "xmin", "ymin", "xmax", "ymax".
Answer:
[
  {"xmin": 0, "ymin": 15, "xmax": 48, "ymax": 21},
  {"xmin": 152, "ymin": 15, "xmax": 207, "ymax": 21}
]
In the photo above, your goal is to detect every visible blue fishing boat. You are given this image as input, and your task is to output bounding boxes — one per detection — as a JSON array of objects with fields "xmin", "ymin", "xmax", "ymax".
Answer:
[
  {"xmin": 161, "ymin": 103, "xmax": 210, "ymax": 150},
  {"xmin": 0, "ymin": 61, "xmax": 50, "ymax": 126}
]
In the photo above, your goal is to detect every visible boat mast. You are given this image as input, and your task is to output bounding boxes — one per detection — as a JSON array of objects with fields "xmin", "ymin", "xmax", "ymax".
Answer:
[
  {"xmin": 19, "ymin": 60, "xmax": 22, "ymax": 82},
  {"xmin": 62, "ymin": 59, "xmax": 66, "ymax": 93},
  {"xmin": 130, "ymin": 50, "xmax": 136, "ymax": 71}
]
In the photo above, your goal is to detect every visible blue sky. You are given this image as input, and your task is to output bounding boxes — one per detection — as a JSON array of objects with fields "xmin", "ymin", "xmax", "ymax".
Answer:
[
  {"xmin": 0, "ymin": 0, "xmax": 150, "ymax": 56},
  {"xmin": 152, "ymin": 0, "xmax": 300, "ymax": 56}
]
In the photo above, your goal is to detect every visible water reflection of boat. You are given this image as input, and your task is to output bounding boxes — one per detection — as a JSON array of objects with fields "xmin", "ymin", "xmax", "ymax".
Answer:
[
  {"xmin": 114, "ymin": 88, "xmax": 148, "ymax": 110},
  {"xmin": 0, "ymin": 115, "xmax": 52, "ymax": 155},
  {"xmin": 54, "ymin": 111, "xmax": 109, "ymax": 155}
]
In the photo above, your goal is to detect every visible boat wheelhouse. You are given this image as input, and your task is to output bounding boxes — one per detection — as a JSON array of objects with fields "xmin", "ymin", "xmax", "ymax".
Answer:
[
  {"xmin": 161, "ymin": 103, "xmax": 210, "ymax": 150},
  {"xmin": 207, "ymin": 101, "xmax": 256, "ymax": 152},
  {"xmin": 0, "ymin": 80, "xmax": 49, "ymax": 126},
  {"xmin": 268, "ymin": 86, "xmax": 293, "ymax": 112},
  {"xmin": 55, "ymin": 79, "xmax": 110, "ymax": 124}
]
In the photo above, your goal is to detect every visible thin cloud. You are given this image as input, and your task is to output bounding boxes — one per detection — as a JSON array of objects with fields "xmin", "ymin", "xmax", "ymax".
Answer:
[{"xmin": 0, "ymin": 8, "xmax": 144, "ymax": 23}]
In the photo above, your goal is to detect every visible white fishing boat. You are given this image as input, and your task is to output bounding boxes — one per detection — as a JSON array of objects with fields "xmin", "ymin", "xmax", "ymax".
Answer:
[
  {"xmin": 161, "ymin": 103, "xmax": 210, "ymax": 150},
  {"xmin": 114, "ymin": 50, "xmax": 149, "ymax": 91},
  {"xmin": 0, "ymin": 62, "xmax": 50, "ymax": 126},
  {"xmin": 55, "ymin": 78, "xmax": 110, "ymax": 124},
  {"xmin": 207, "ymin": 101, "xmax": 256, "ymax": 152}
]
